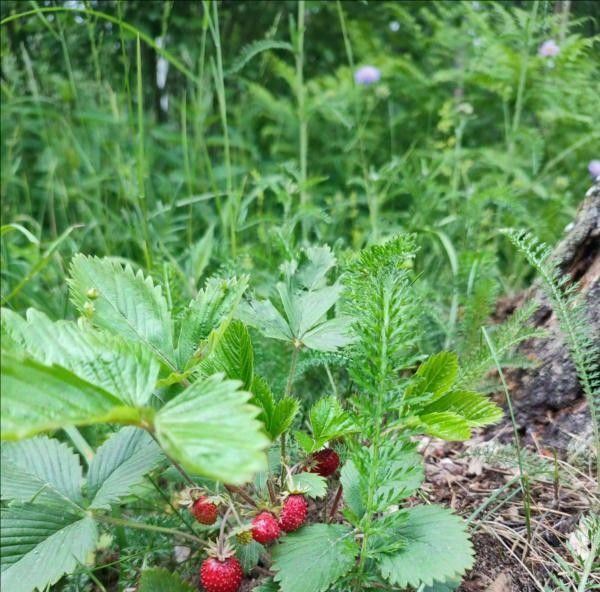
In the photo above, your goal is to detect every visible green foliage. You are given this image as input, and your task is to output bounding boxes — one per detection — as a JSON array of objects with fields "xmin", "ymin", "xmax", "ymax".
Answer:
[
  {"xmin": 1, "ymin": 435, "xmax": 83, "ymax": 507},
  {"xmin": 86, "ymin": 427, "xmax": 163, "ymax": 509},
  {"xmin": 294, "ymin": 396, "xmax": 356, "ymax": 453},
  {"xmin": 138, "ymin": 568, "xmax": 195, "ymax": 592},
  {"xmin": 0, "ymin": 506, "xmax": 98, "ymax": 592},
  {"xmin": 504, "ymin": 229, "xmax": 600, "ymax": 470},
  {"xmin": 239, "ymin": 246, "xmax": 353, "ymax": 353},
  {"xmin": 377, "ymin": 505, "xmax": 474, "ymax": 589},
  {"xmin": 0, "ymin": 1, "xmax": 597, "ymax": 589},
  {"xmin": 249, "ymin": 376, "xmax": 299, "ymax": 441},
  {"xmin": 271, "ymin": 524, "xmax": 359, "ymax": 592}
]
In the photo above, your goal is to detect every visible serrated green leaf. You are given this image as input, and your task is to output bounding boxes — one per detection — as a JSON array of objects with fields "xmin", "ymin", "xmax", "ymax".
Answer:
[
  {"xmin": 197, "ymin": 320, "xmax": 254, "ymax": 390},
  {"xmin": 9, "ymin": 309, "xmax": 158, "ymax": 407},
  {"xmin": 253, "ymin": 579, "xmax": 280, "ymax": 592},
  {"xmin": 372, "ymin": 444, "xmax": 424, "ymax": 511},
  {"xmin": 177, "ymin": 276, "xmax": 248, "ymax": 368},
  {"xmin": 87, "ymin": 427, "xmax": 163, "ymax": 509},
  {"xmin": 290, "ymin": 472, "xmax": 327, "ymax": 499},
  {"xmin": 138, "ymin": 568, "xmax": 195, "ymax": 592},
  {"xmin": 235, "ymin": 540, "xmax": 264, "ymax": 572},
  {"xmin": 378, "ymin": 505, "xmax": 474, "ymax": 589},
  {"xmin": 301, "ymin": 317, "xmax": 354, "ymax": 352},
  {"xmin": 154, "ymin": 373, "xmax": 269, "ymax": 484},
  {"xmin": 237, "ymin": 298, "xmax": 292, "ymax": 341},
  {"xmin": 0, "ymin": 505, "xmax": 98, "ymax": 592},
  {"xmin": 69, "ymin": 255, "xmax": 175, "ymax": 366},
  {"xmin": 295, "ymin": 284, "xmax": 344, "ymax": 338},
  {"xmin": 420, "ymin": 390, "xmax": 503, "ymax": 427},
  {"xmin": 296, "ymin": 246, "xmax": 337, "ymax": 291},
  {"xmin": 407, "ymin": 352, "xmax": 458, "ymax": 401},
  {"xmin": 419, "ymin": 412, "xmax": 472, "ymax": 440},
  {"xmin": 1, "ymin": 351, "xmax": 142, "ymax": 440},
  {"xmin": 339, "ymin": 460, "xmax": 364, "ymax": 520},
  {"xmin": 297, "ymin": 397, "xmax": 356, "ymax": 452},
  {"xmin": 272, "ymin": 524, "xmax": 358, "ymax": 592},
  {"xmin": 1, "ymin": 436, "xmax": 83, "ymax": 507},
  {"xmin": 250, "ymin": 376, "xmax": 298, "ymax": 441}
]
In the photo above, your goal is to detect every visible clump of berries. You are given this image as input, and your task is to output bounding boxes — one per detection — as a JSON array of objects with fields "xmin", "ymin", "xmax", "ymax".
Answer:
[
  {"xmin": 251, "ymin": 511, "xmax": 281, "ymax": 544},
  {"xmin": 279, "ymin": 494, "xmax": 308, "ymax": 532},
  {"xmin": 309, "ymin": 448, "xmax": 340, "ymax": 477}
]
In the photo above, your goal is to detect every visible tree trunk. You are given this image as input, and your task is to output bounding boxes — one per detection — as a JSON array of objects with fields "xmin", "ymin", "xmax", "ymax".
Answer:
[{"xmin": 499, "ymin": 183, "xmax": 599, "ymax": 452}]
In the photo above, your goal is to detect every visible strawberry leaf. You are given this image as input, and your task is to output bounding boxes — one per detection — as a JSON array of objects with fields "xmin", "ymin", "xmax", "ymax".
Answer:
[
  {"xmin": 69, "ymin": 255, "xmax": 175, "ymax": 368},
  {"xmin": 0, "ymin": 505, "xmax": 98, "ymax": 592},
  {"xmin": 154, "ymin": 373, "xmax": 269, "ymax": 484},
  {"xmin": 272, "ymin": 524, "xmax": 358, "ymax": 592},
  {"xmin": 138, "ymin": 568, "xmax": 194, "ymax": 592},
  {"xmin": 1, "ymin": 436, "xmax": 83, "ymax": 507},
  {"xmin": 378, "ymin": 505, "xmax": 474, "ymax": 589},
  {"xmin": 87, "ymin": 427, "xmax": 163, "ymax": 509}
]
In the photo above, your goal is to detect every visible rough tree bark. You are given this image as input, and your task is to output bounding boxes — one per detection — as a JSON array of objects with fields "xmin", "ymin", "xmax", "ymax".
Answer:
[{"xmin": 499, "ymin": 182, "xmax": 599, "ymax": 452}]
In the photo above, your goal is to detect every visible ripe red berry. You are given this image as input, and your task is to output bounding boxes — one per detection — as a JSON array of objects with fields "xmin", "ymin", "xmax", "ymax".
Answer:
[
  {"xmin": 191, "ymin": 496, "xmax": 218, "ymax": 525},
  {"xmin": 310, "ymin": 448, "xmax": 340, "ymax": 477},
  {"xmin": 251, "ymin": 511, "xmax": 281, "ymax": 544},
  {"xmin": 200, "ymin": 556, "xmax": 243, "ymax": 592},
  {"xmin": 279, "ymin": 494, "xmax": 308, "ymax": 533}
]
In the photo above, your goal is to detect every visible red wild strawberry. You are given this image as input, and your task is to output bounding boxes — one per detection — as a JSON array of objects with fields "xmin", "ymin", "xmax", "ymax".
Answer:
[
  {"xmin": 191, "ymin": 496, "xmax": 219, "ymax": 525},
  {"xmin": 200, "ymin": 556, "xmax": 243, "ymax": 592},
  {"xmin": 310, "ymin": 448, "xmax": 340, "ymax": 477},
  {"xmin": 251, "ymin": 511, "xmax": 281, "ymax": 544},
  {"xmin": 279, "ymin": 494, "xmax": 308, "ymax": 532}
]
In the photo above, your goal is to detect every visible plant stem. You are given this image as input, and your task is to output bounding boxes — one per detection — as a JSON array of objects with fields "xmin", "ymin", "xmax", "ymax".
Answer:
[
  {"xmin": 148, "ymin": 431, "xmax": 196, "ymax": 487},
  {"xmin": 282, "ymin": 344, "xmax": 300, "ymax": 468},
  {"xmin": 328, "ymin": 484, "xmax": 343, "ymax": 523},
  {"xmin": 97, "ymin": 514, "xmax": 205, "ymax": 545},
  {"xmin": 225, "ymin": 484, "xmax": 258, "ymax": 508},
  {"xmin": 482, "ymin": 327, "xmax": 532, "ymax": 542},
  {"xmin": 296, "ymin": 0, "xmax": 308, "ymax": 242},
  {"xmin": 356, "ymin": 286, "xmax": 391, "ymax": 580},
  {"xmin": 512, "ymin": 0, "xmax": 538, "ymax": 141},
  {"xmin": 146, "ymin": 474, "xmax": 197, "ymax": 533}
]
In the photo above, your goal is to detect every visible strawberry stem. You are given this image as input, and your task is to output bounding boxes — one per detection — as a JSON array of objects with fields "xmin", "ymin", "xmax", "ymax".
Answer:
[{"xmin": 97, "ymin": 514, "xmax": 205, "ymax": 545}]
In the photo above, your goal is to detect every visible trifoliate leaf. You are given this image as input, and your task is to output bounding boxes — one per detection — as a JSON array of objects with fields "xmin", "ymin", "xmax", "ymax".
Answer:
[
  {"xmin": 87, "ymin": 427, "xmax": 164, "ymax": 509},
  {"xmin": 8, "ymin": 309, "xmax": 159, "ymax": 407},
  {"xmin": 237, "ymin": 298, "xmax": 292, "ymax": 341},
  {"xmin": 154, "ymin": 373, "xmax": 269, "ymax": 484},
  {"xmin": 69, "ymin": 255, "xmax": 175, "ymax": 367},
  {"xmin": 0, "ymin": 505, "xmax": 98, "ymax": 592},
  {"xmin": 1, "ymin": 436, "xmax": 83, "ymax": 507},
  {"xmin": 272, "ymin": 524, "xmax": 358, "ymax": 592},
  {"xmin": 1, "ymin": 351, "xmax": 142, "ymax": 440},
  {"xmin": 378, "ymin": 505, "xmax": 474, "ymax": 589}
]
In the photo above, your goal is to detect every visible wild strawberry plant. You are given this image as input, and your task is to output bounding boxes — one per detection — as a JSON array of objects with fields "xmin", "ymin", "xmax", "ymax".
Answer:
[{"xmin": 0, "ymin": 236, "xmax": 503, "ymax": 592}]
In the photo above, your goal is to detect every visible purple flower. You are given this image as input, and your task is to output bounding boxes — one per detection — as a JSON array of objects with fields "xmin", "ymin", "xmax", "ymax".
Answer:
[
  {"xmin": 354, "ymin": 65, "xmax": 381, "ymax": 86},
  {"xmin": 538, "ymin": 39, "xmax": 560, "ymax": 58},
  {"xmin": 588, "ymin": 160, "xmax": 600, "ymax": 180}
]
